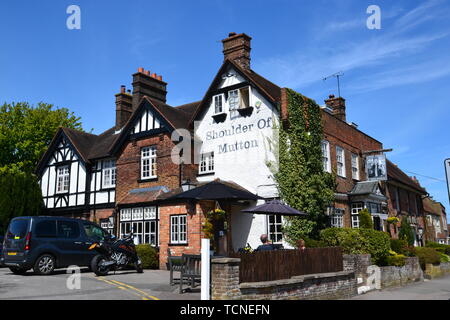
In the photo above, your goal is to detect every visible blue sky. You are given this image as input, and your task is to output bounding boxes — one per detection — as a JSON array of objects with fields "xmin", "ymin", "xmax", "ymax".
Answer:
[{"xmin": 1, "ymin": 0, "xmax": 449, "ymax": 215}]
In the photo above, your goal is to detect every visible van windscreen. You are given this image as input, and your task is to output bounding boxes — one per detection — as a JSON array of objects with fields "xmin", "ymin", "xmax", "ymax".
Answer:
[{"xmin": 6, "ymin": 219, "xmax": 29, "ymax": 239}]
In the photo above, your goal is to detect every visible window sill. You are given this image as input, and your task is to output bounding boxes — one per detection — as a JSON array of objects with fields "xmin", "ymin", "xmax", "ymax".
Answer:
[
  {"xmin": 138, "ymin": 177, "xmax": 158, "ymax": 183},
  {"xmin": 197, "ymin": 172, "xmax": 215, "ymax": 177},
  {"xmin": 169, "ymin": 243, "xmax": 188, "ymax": 247},
  {"xmin": 101, "ymin": 186, "xmax": 116, "ymax": 191},
  {"xmin": 237, "ymin": 106, "xmax": 254, "ymax": 117},
  {"xmin": 212, "ymin": 113, "xmax": 227, "ymax": 123}
]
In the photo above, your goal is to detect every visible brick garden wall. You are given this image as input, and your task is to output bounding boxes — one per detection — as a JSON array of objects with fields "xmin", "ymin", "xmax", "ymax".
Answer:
[{"xmin": 211, "ymin": 257, "xmax": 357, "ymax": 300}]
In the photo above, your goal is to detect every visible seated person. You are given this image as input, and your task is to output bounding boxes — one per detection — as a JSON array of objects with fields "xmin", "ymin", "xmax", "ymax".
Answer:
[{"xmin": 255, "ymin": 234, "xmax": 276, "ymax": 251}]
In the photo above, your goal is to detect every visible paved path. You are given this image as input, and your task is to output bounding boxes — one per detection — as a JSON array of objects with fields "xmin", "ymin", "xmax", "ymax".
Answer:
[
  {"xmin": 350, "ymin": 275, "xmax": 450, "ymax": 300},
  {"xmin": 0, "ymin": 267, "xmax": 200, "ymax": 300}
]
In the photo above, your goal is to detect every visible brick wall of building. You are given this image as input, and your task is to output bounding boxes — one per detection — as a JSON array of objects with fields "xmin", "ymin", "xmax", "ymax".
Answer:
[
  {"xmin": 115, "ymin": 132, "xmax": 197, "ymax": 204},
  {"xmin": 158, "ymin": 200, "xmax": 214, "ymax": 269}
]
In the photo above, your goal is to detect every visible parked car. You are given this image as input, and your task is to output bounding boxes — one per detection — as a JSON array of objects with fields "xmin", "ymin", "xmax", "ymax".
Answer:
[{"xmin": 1, "ymin": 216, "xmax": 109, "ymax": 275}]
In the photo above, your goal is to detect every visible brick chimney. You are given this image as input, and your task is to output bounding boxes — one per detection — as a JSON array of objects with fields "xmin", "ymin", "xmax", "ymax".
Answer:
[
  {"xmin": 222, "ymin": 32, "xmax": 252, "ymax": 70},
  {"xmin": 132, "ymin": 67, "xmax": 167, "ymax": 109},
  {"xmin": 325, "ymin": 94, "xmax": 346, "ymax": 122},
  {"xmin": 115, "ymin": 85, "xmax": 133, "ymax": 130}
]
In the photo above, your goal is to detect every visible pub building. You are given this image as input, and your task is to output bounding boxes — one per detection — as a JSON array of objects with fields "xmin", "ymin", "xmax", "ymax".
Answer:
[{"xmin": 36, "ymin": 32, "xmax": 426, "ymax": 268}]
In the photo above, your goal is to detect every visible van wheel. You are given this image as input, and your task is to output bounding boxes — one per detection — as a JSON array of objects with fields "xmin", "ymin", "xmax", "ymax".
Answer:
[
  {"xmin": 33, "ymin": 254, "xmax": 56, "ymax": 275},
  {"xmin": 9, "ymin": 267, "xmax": 28, "ymax": 275}
]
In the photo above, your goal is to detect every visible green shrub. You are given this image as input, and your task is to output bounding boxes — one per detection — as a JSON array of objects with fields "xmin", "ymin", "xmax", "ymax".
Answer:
[
  {"xmin": 439, "ymin": 253, "xmax": 450, "ymax": 263},
  {"xmin": 425, "ymin": 241, "xmax": 450, "ymax": 255},
  {"xmin": 390, "ymin": 239, "xmax": 408, "ymax": 255},
  {"xmin": 415, "ymin": 247, "xmax": 441, "ymax": 269},
  {"xmin": 386, "ymin": 254, "xmax": 407, "ymax": 267},
  {"xmin": 135, "ymin": 244, "xmax": 159, "ymax": 269},
  {"xmin": 358, "ymin": 209, "xmax": 374, "ymax": 229},
  {"xmin": 303, "ymin": 237, "xmax": 326, "ymax": 248},
  {"xmin": 398, "ymin": 218, "xmax": 415, "ymax": 246},
  {"xmin": 320, "ymin": 227, "xmax": 391, "ymax": 265}
]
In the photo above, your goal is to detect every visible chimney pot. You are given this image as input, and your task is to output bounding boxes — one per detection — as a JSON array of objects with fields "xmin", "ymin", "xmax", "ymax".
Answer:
[
  {"xmin": 120, "ymin": 85, "xmax": 126, "ymax": 93},
  {"xmin": 157, "ymin": 75, "xmax": 162, "ymax": 81},
  {"xmin": 222, "ymin": 32, "xmax": 252, "ymax": 70},
  {"xmin": 144, "ymin": 70, "xmax": 150, "ymax": 76},
  {"xmin": 138, "ymin": 67, "xmax": 144, "ymax": 73},
  {"xmin": 325, "ymin": 94, "xmax": 346, "ymax": 122},
  {"xmin": 152, "ymin": 73, "xmax": 157, "ymax": 78}
]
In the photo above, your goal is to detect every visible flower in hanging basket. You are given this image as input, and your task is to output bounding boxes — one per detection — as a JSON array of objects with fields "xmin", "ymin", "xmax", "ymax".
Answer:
[
  {"xmin": 206, "ymin": 208, "xmax": 226, "ymax": 220},
  {"xmin": 387, "ymin": 217, "xmax": 400, "ymax": 224}
]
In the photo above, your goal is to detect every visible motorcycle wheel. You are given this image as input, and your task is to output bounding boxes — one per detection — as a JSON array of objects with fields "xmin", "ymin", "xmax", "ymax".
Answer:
[
  {"xmin": 135, "ymin": 261, "xmax": 143, "ymax": 273},
  {"xmin": 91, "ymin": 255, "xmax": 110, "ymax": 276}
]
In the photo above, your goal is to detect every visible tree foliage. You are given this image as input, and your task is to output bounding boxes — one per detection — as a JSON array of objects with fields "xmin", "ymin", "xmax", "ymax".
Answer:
[
  {"xmin": 358, "ymin": 208, "xmax": 374, "ymax": 229},
  {"xmin": 0, "ymin": 102, "xmax": 83, "ymax": 232},
  {"xmin": 0, "ymin": 102, "xmax": 82, "ymax": 171},
  {"xmin": 0, "ymin": 165, "xmax": 43, "ymax": 233},
  {"xmin": 274, "ymin": 89, "xmax": 335, "ymax": 240},
  {"xmin": 398, "ymin": 217, "xmax": 415, "ymax": 246}
]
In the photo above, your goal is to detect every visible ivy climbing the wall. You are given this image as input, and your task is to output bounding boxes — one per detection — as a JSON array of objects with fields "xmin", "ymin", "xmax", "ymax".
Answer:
[{"xmin": 274, "ymin": 89, "xmax": 336, "ymax": 243}]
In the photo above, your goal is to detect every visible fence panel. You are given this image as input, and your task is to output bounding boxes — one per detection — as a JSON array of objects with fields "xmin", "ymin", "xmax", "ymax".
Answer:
[{"xmin": 230, "ymin": 247, "xmax": 343, "ymax": 283}]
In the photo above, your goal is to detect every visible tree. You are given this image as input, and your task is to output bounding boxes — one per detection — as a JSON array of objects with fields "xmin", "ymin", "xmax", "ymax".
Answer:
[
  {"xmin": 0, "ymin": 165, "xmax": 43, "ymax": 233},
  {"xmin": 272, "ymin": 89, "xmax": 335, "ymax": 242},
  {"xmin": 359, "ymin": 208, "xmax": 374, "ymax": 229},
  {"xmin": 0, "ymin": 102, "xmax": 83, "ymax": 171},
  {"xmin": 399, "ymin": 217, "xmax": 415, "ymax": 246},
  {"xmin": 0, "ymin": 101, "xmax": 84, "ymax": 231}
]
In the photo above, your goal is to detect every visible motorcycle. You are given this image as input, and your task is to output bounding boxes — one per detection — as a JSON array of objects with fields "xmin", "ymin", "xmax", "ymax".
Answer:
[{"xmin": 88, "ymin": 233, "xmax": 143, "ymax": 276}]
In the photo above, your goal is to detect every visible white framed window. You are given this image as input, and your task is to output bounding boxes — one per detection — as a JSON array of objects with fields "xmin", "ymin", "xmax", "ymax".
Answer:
[
  {"xmin": 170, "ymin": 215, "xmax": 187, "ymax": 244},
  {"xmin": 331, "ymin": 209, "xmax": 344, "ymax": 228},
  {"xmin": 120, "ymin": 207, "xmax": 158, "ymax": 246},
  {"xmin": 199, "ymin": 152, "xmax": 214, "ymax": 174},
  {"xmin": 213, "ymin": 94, "xmax": 224, "ymax": 114},
  {"xmin": 267, "ymin": 214, "xmax": 283, "ymax": 244},
  {"xmin": 336, "ymin": 146, "xmax": 346, "ymax": 177},
  {"xmin": 351, "ymin": 202, "xmax": 364, "ymax": 228},
  {"xmin": 321, "ymin": 140, "xmax": 331, "ymax": 173},
  {"xmin": 228, "ymin": 89, "xmax": 240, "ymax": 110},
  {"xmin": 56, "ymin": 165, "xmax": 70, "ymax": 193},
  {"xmin": 141, "ymin": 146, "xmax": 157, "ymax": 179},
  {"xmin": 351, "ymin": 153, "xmax": 359, "ymax": 180},
  {"xmin": 102, "ymin": 159, "xmax": 116, "ymax": 188}
]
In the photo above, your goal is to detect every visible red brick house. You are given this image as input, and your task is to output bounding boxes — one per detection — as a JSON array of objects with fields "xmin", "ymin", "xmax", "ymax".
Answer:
[{"xmin": 37, "ymin": 32, "xmax": 435, "ymax": 268}]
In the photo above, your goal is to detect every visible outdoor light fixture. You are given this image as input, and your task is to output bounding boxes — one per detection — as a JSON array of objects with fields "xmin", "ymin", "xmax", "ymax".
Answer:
[{"xmin": 181, "ymin": 179, "xmax": 196, "ymax": 192}]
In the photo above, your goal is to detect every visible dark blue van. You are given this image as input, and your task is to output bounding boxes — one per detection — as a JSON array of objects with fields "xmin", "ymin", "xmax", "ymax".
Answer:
[{"xmin": 1, "ymin": 216, "xmax": 108, "ymax": 275}]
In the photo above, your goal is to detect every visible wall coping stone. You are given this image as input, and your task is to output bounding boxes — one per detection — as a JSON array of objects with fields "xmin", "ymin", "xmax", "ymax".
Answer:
[
  {"xmin": 211, "ymin": 258, "xmax": 241, "ymax": 264},
  {"xmin": 239, "ymin": 270, "xmax": 354, "ymax": 289}
]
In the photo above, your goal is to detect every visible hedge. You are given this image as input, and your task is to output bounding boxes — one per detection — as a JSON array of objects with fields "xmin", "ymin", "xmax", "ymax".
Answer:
[
  {"xmin": 414, "ymin": 247, "xmax": 441, "ymax": 269},
  {"xmin": 425, "ymin": 241, "xmax": 450, "ymax": 255},
  {"xmin": 135, "ymin": 244, "xmax": 159, "ymax": 269},
  {"xmin": 320, "ymin": 228, "xmax": 391, "ymax": 265}
]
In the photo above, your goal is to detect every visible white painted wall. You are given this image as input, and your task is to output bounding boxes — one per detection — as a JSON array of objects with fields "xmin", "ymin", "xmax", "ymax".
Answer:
[{"xmin": 195, "ymin": 66, "xmax": 282, "ymax": 251}]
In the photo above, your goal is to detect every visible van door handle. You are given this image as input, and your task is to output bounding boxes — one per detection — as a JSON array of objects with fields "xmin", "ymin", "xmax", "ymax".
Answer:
[{"xmin": 74, "ymin": 241, "xmax": 83, "ymax": 245}]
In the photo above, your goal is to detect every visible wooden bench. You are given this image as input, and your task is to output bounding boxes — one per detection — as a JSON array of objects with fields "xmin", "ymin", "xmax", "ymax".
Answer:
[
  {"xmin": 167, "ymin": 248, "xmax": 183, "ymax": 286},
  {"xmin": 179, "ymin": 254, "xmax": 201, "ymax": 294}
]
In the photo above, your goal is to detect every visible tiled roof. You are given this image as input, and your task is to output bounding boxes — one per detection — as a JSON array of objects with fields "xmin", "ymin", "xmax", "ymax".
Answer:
[
  {"xmin": 387, "ymin": 159, "xmax": 427, "ymax": 194},
  {"xmin": 349, "ymin": 181, "xmax": 381, "ymax": 195},
  {"xmin": 118, "ymin": 186, "xmax": 170, "ymax": 205}
]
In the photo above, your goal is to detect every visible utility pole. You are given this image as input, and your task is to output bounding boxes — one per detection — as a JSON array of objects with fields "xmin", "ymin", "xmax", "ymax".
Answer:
[{"xmin": 323, "ymin": 71, "xmax": 344, "ymax": 97}]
